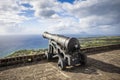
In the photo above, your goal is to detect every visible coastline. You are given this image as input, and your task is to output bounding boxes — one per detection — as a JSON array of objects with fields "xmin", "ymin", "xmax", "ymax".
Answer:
[{"xmin": 4, "ymin": 36, "xmax": 120, "ymax": 58}]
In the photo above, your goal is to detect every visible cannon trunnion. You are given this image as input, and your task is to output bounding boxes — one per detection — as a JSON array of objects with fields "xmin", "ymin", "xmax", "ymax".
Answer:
[{"xmin": 42, "ymin": 32, "xmax": 87, "ymax": 70}]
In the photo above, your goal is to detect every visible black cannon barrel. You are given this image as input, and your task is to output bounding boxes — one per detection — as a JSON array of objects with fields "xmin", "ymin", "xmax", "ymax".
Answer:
[{"xmin": 42, "ymin": 32, "xmax": 80, "ymax": 51}]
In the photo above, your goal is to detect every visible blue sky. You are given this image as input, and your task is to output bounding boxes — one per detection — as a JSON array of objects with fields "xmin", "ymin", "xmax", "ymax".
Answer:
[
  {"xmin": 58, "ymin": 0, "xmax": 75, "ymax": 4},
  {"xmin": 0, "ymin": 0, "xmax": 120, "ymax": 35}
]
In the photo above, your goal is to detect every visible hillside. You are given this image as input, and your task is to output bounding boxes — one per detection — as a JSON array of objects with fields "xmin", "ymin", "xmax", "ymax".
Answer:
[{"xmin": 7, "ymin": 36, "xmax": 120, "ymax": 58}]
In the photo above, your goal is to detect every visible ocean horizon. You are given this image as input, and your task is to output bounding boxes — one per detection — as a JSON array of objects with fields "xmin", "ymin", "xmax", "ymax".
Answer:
[
  {"xmin": 0, "ymin": 35, "xmax": 49, "ymax": 58},
  {"xmin": 0, "ymin": 34, "xmax": 118, "ymax": 58}
]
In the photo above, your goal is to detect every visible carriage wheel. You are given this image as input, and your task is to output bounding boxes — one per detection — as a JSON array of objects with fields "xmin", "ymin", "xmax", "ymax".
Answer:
[
  {"xmin": 58, "ymin": 58, "xmax": 66, "ymax": 70},
  {"xmin": 80, "ymin": 53, "xmax": 87, "ymax": 66},
  {"xmin": 45, "ymin": 52, "xmax": 53, "ymax": 60}
]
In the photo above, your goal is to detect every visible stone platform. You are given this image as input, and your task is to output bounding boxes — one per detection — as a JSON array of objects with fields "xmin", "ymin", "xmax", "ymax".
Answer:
[{"xmin": 0, "ymin": 50, "xmax": 120, "ymax": 80}]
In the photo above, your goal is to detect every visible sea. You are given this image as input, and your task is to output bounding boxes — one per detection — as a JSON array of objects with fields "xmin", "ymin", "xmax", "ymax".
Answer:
[
  {"xmin": 0, "ymin": 34, "xmax": 106, "ymax": 58},
  {"xmin": 0, "ymin": 35, "xmax": 49, "ymax": 58}
]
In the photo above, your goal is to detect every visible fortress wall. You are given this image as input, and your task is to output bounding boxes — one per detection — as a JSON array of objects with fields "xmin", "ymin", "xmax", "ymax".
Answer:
[{"xmin": 0, "ymin": 44, "xmax": 120, "ymax": 67}]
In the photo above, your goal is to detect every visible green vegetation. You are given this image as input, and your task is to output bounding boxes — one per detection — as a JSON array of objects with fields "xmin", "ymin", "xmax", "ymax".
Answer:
[
  {"xmin": 7, "ymin": 49, "xmax": 47, "ymax": 58},
  {"xmin": 7, "ymin": 36, "xmax": 120, "ymax": 58},
  {"xmin": 79, "ymin": 36, "xmax": 120, "ymax": 48}
]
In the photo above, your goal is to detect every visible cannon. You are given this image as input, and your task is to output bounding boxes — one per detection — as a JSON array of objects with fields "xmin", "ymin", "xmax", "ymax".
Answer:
[{"xmin": 42, "ymin": 32, "xmax": 87, "ymax": 70}]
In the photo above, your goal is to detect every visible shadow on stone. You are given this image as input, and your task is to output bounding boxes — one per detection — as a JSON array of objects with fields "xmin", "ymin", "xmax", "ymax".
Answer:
[{"xmin": 65, "ymin": 57, "xmax": 120, "ymax": 74}]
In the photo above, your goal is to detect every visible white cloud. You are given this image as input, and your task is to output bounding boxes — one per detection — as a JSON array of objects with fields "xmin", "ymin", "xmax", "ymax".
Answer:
[
  {"xmin": 28, "ymin": 0, "xmax": 60, "ymax": 18},
  {"xmin": 0, "ymin": 0, "xmax": 120, "ymax": 35},
  {"xmin": 25, "ymin": 0, "xmax": 119, "ymax": 35},
  {"xmin": 0, "ymin": 0, "xmax": 29, "ymax": 35}
]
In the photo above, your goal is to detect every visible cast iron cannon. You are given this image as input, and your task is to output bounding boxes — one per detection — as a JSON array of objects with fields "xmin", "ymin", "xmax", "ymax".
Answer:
[{"xmin": 42, "ymin": 32, "xmax": 87, "ymax": 70}]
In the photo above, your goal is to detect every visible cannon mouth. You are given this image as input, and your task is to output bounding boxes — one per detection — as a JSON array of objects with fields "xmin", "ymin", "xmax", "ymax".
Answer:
[
  {"xmin": 42, "ymin": 32, "xmax": 49, "ymax": 38},
  {"xmin": 67, "ymin": 38, "xmax": 80, "ymax": 52}
]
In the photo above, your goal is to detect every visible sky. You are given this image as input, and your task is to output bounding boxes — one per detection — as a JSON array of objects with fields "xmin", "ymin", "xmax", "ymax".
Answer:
[{"xmin": 0, "ymin": 0, "xmax": 120, "ymax": 35}]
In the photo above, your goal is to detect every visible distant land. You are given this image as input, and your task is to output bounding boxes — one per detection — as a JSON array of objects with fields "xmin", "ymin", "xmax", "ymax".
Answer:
[
  {"xmin": 0, "ymin": 34, "xmax": 104, "ymax": 58},
  {"xmin": 5, "ymin": 36, "xmax": 120, "ymax": 58}
]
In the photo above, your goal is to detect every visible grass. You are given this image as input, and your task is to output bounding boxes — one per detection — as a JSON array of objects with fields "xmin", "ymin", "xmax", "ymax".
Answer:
[
  {"xmin": 6, "ymin": 49, "xmax": 47, "ymax": 58},
  {"xmin": 79, "ymin": 36, "xmax": 120, "ymax": 48},
  {"xmin": 6, "ymin": 36, "xmax": 120, "ymax": 58}
]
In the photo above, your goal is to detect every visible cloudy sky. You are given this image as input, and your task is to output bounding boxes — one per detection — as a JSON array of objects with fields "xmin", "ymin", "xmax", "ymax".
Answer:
[{"xmin": 0, "ymin": 0, "xmax": 120, "ymax": 35}]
